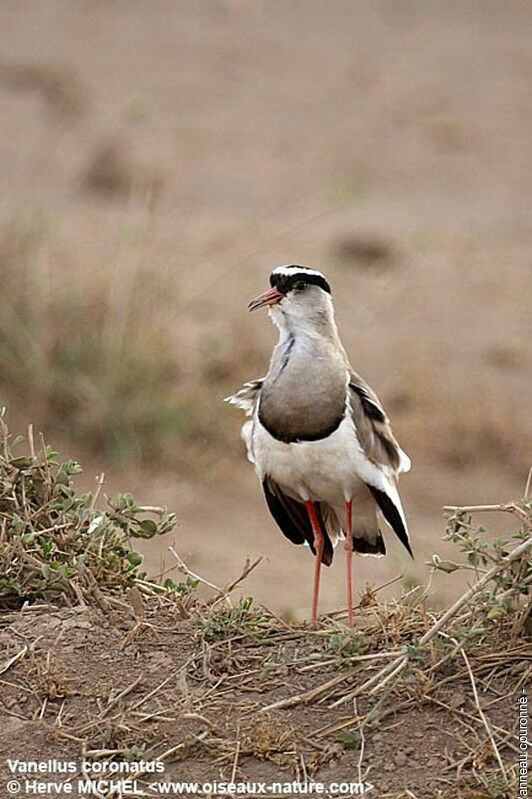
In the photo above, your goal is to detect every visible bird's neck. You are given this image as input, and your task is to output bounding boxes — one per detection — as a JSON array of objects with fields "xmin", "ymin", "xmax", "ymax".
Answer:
[{"xmin": 271, "ymin": 307, "xmax": 343, "ymax": 349}]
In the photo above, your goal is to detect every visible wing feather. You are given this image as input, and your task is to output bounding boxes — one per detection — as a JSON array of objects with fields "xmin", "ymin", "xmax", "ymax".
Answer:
[
  {"xmin": 348, "ymin": 370, "xmax": 413, "ymax": 557},
  {"xmin": 224, "ymin": 379, "xmax": 263, "ymax": 416},
  {"xmin": 262, "ymin": 477, "xmax": 334, "ymax": 565},
  {"xmin": 349, "ymin": 371, "xmax": 410, "ymax": 474}
]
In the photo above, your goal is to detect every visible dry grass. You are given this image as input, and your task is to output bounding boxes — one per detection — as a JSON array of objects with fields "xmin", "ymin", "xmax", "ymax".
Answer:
[
  {"xmin": 0, "ymin": 424, "xmax": 529, "ymax": 797},
  {"xmin": 0, "ymin": 213, "xmax": 234, "ymax": 465}
]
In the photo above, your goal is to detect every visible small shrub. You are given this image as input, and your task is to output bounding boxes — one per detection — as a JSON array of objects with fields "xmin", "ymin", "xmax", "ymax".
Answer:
[
  {"xmin": 199, "ymin": 597, "xmax": 271, "ymax": 642},
  {"xmin": 0, "ymin": 413, "xmax": 177, "ymax": 608}
]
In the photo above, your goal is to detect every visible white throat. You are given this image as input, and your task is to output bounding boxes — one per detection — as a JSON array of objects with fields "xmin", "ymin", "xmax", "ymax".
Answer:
[{"xmin": 268, "ymin": 294, "xmax": 340, "ymax": 344}]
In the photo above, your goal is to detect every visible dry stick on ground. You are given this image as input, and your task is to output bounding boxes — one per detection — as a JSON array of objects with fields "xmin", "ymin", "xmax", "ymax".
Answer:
[
  {"xmin": 460, "ymin": 648, "xmax": 507, "ymax": 778},
  {"xmin": 353, "ymin": 698, "xmax": 369, "ymax": 786},
  {"xmin": 167, "ymin": 547, "xmax": 262, "ymax": 610},
  {"xmin": 168, "ymin": 545, "xmax": 226, "ymax": 597},
  {"xmin": 434, "ymin": 627, "xmax": 513, "ymax": 770},
  {"xmin": 98, "ymin": 675, "xmax": 143, "ymax": 719},
  {"xmin": 210, "ymin": 556, "xmax": 264, "ymax": 608},
  {"xmin": 261, "ymin": 532, "xmax": 531, "ymax": 714},
  {"xmin": 0, "ymin": 646, "xmax": 28, "ymax": 675},
  {"xmin": 423, "ymin": 695, "xmax": 519, "ymax": 754},
  {"xmin": 324, "ymin": 573, "xmax": 403, "ymax": 620},
  {"xmin": 333, "ymin": 530, "xmax": 531, "ymax": 709}
]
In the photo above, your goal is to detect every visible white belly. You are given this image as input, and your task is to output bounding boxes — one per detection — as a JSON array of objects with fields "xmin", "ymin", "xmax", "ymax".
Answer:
[{"xmin": 248, "ymin": 413, "xmax": 369, "ymax": 507}]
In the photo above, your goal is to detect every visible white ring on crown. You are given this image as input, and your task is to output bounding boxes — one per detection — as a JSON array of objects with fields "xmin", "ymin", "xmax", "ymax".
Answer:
[{"xmin": 271, "ymin": 265, "xmax": 326, "ymax": 280}]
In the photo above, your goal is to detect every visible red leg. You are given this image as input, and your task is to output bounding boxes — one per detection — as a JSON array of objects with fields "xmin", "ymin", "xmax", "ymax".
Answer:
[
  {"xmin": 344, "ymin": 500, "xmax": 354, "ymax": 626},
  {"xmin": 305, "ymin": 500, "xmax": 325, "ymax": 626}
]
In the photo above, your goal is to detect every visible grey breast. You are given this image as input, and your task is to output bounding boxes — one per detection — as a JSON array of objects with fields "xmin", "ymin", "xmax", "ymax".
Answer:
[{"xmin": 258, "ymin": 334, "xmax": 347, "ymax": 443}]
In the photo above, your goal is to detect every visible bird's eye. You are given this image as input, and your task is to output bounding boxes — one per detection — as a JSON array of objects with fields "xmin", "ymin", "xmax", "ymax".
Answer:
[{"xmin": 294, "ymin": 281, "xmax": 306, "ymax": 291}]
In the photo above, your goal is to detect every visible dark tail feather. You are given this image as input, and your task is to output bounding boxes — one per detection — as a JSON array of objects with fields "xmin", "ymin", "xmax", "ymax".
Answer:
[
  {"xmin": 366, "ymin": 484, "xmax": 413, "ymax": 558},
  {"xmin": 352, "ymin": 532, "xmax": 386, "ymax": 555},
  {"xmin": 262, "ymin": 477, "xmax": 333, "ymax": 565}
]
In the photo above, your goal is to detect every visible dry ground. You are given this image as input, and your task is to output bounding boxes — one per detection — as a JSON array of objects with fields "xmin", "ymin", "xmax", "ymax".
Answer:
[
  {"xmin": 0, "ymin": 406, "xmax": 529, "ymax": 798},
  {"xmin": 0, "ymin": 593, "xmax": 527, "ymax": 799},
  {"xmin": 0, "ymin": 1, "xmax": 531, "ymax": 616}
]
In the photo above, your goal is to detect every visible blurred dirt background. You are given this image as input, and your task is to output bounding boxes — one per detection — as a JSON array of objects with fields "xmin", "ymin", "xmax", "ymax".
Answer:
[{"xmin": 0, "ymin": 0, "xmax": 530, "ymax": 618}]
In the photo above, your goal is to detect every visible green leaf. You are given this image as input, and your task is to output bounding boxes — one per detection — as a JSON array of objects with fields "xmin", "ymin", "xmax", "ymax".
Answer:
[
  {"xmin": 56, "ymin": 460, "xmax": 82, "ymax": 485},
  {"xmin": 138, "ymin": 519, "xmax": 157, "ymax": 537},
  {"xmin": 126, "ymin": 551, "xmax": 143, "ymax": 567},
  {"xmin": 39, "ymin": 537, "xmax": 53, "ymax": 556},
  {"xmin": 9, "ymin": 457, "xmax": 34, "ymax": 469},
  {"xmin": 335, "ymin": 730, "xmax": 360, "ymax": 750}
]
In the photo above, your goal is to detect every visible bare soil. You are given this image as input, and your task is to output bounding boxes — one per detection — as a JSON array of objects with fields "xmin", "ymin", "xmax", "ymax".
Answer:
[{"xmin": 0, "ymin": 596, "xmax": 525, "ymax": 799}]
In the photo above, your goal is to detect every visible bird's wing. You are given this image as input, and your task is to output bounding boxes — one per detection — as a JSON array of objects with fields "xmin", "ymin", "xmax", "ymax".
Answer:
[
  {"xmin": 348, "ymin": 371, "xmax": 411, "ymax": 475},
  {"xmin": 262, "ymin": 476, "xmax": 334, "ymax": 565},
  {"xmin": 224, "ymin": 379, "xmax": 263, "ymax": 416},
  {"xmin": 225, "ymin": 380, "xmax": 263, "ymax": 464},
  {"xmin": 348, "ymin": 370, "xmax": 413, "ymax": 557}
]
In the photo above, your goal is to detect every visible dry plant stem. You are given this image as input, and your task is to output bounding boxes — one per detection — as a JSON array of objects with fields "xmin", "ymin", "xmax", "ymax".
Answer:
[
  {"xmin": 331, "ymin": 533, "xmax": 532, "ymax": 708},
  {"xmin": 424, "ymin": 696, "xmax": 519, "ymax": 755},
  {"xmin": 299, "ymin": 650, "xmax": 401, "ymax": 672},
  {"xmin": 262, "ymin": 534, "xmax": 531, "ymax": 714},
  {"xmin": 89, "ymin": 473, "xmax": 105, "ymax": 513},
  {"xmin": 524, "ymin": 467, "xmax": 532, "ymax": 499},
  {"xmin": 260, "ymin": 670, "xmax": 352, "ymax": 713},
  {"xmin": 210, "ymin": 556, "xmax": 264, "ymax": 608},
  {"xmin": 444, "ymin": 501, "xmax": 530, "ymax": 523},
  {"xmin": 460, "ymin": 648, "xmax": 507, "ymax": 778},
  {"xmin": 168, "ymin": 545, "xmax": 227, "ymax": 599},
  {"xmin": 155, "ymin": 730, "xmax": 210, "ymax": 763},
  {"xmin": 128, "ymin": 671, "xmax": 179, "ymax": 712},
  {"xmin": 27, "ymin": 424, "xmax": 36, "ymax": 459},
  {"xmin": 98, "ymin": 675, "xmax": 143, "ymax": 719},
  {"xmin": 0, "ymin": 646, "xmax": 28, "ymax": 675},
  {"xmin": 354, "ymin": 698, "xmax": 366, "ymax": 785},
  {"xmin": 230, "ymin": 725, "xmax": 241, "ymax": 785}
]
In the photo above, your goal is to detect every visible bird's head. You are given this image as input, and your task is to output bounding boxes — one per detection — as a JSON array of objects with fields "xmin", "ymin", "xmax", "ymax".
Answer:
[{"xmin": 248, "ymin": 265, "xmax": 334, "ymax": 334}]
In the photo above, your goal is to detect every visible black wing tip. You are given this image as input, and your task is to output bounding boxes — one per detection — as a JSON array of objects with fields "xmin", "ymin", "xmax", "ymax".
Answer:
[
  {"xmin": 262, "ymin": 478, "xmax": 333, "ymax": 565},
  {"xmin": 307, "ymin": 539, "xmax": 333, "ymax": 565},
  {"xmin": 352, "ymin": 534, "xmax": 386, "ymax": 556},
  {"xmin": 366, "ymin": 484, "xmax": 413, "ymax": 558},
  {"xmin": 322, "ymin": 541, "xmax": 334, "ymax": 566}
]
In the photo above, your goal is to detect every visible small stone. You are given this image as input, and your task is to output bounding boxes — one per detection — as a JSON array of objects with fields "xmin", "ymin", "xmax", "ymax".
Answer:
[
  {"xmin": 395, "ymin": 752, "xmax": 407, "ymax": 767},
  {"xmin": 448, "ymin": 691, "xmax": 465, "ymax": 709},
  {"xmin": 62, "ymin": 617, "xmax": 92, "ymax": 630}
]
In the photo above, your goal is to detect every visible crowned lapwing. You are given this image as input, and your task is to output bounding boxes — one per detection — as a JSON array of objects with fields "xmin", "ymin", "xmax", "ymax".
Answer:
[{"xmin": 225, "ymin": 265, "xmax": 412, "ymax": 626}]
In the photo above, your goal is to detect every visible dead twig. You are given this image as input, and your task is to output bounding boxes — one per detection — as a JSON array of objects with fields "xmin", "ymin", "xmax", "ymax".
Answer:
[
  {"xmin": 210, "ymin": 557, "xmax": 264, "ymax": 607},
  {"xmin": 332, "ymin": 534, "xmax": 532, "ymax": 708}
]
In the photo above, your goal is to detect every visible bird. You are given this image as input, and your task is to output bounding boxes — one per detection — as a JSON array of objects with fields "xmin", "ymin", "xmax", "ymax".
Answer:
[{"xmin": 225, "ymin": 264, "xmax": 412, "ymax": 626}]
